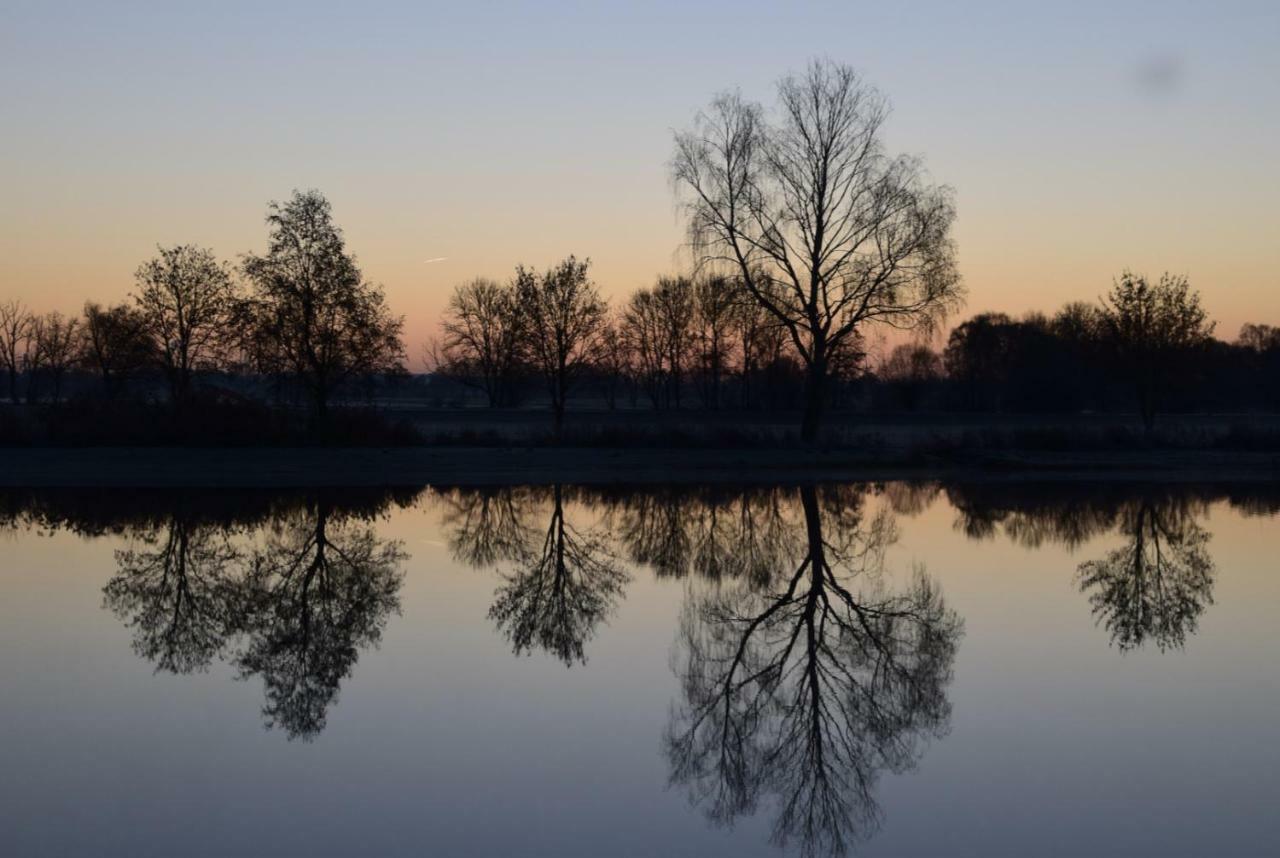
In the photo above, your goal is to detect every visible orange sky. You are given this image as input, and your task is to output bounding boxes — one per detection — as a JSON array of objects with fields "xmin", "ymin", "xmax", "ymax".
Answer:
[{"xmin": 3, "ymin": 2, "xmax": 1277, "ymax": 367}]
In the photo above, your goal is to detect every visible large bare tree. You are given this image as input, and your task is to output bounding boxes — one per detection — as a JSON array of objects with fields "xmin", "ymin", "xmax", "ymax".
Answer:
[
  {"xmin": 133, "ymin": 244, "xmax": 239, "ymax": 403},
  {"xmin": 672, "ymin": 59, "xmax": 962, "ymax": 440},
  {"xmin": 241, "ymin": 190, "xmax": 405, "ymax": 418}
]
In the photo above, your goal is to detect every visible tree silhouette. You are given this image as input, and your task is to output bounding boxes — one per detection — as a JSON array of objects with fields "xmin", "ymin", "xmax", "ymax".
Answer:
[
  {"xmin": 241, "ymin": 189, "xmax": 405, "ymax": 419},
  {"xmin": 666, "ymin": 485, "xmax": 961, "ymax": 856},
  {"xmin": 133, "ymin": 244, "xmax": 240, "ymax": 403},
  {"xmin": 27, "ymin": 310, "xmax": 81, "ymax": 403},
  {"xmin": 0, "ymin": 300, "xmax": 33, "ymax": 403},
  {"xmin": 672, "ymin": 59, "xmax": 962, "ymax": 441},
  {"xmin": 103, "ymin": 515, "xmax": 243, "ymax": 674},
  {"xmin": 515, "ymin": 256, "xmax": 608, "ymax": 433},
  {"xmin": 1077, "ymin": 497, "xmax": 1215, "ymax": 652},
  {"xmin": 434, "ymin": 277, "xmax": 526, "ymax": 407},
  {"xmin": 234, "ymin": 502, "xmax": 405, "ymax": 740},
  {"xmin": 80, "ymin": 301, "xmax": 153, "ymax": 400},
  {"xmin": 1098, "ymin": 272, "xmax": 1215, "ymax": 432}
]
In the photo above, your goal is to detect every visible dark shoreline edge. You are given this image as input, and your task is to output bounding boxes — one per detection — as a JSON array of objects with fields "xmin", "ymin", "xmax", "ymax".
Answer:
[{"xmin": 2, "ymin": 447, "xmax": 1278, "ymax": 487}]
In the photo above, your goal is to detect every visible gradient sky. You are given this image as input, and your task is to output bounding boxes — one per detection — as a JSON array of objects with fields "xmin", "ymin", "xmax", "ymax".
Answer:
[{"xmin": 3, "ymin": 0, "xmax": 1277, "ymax": 362}]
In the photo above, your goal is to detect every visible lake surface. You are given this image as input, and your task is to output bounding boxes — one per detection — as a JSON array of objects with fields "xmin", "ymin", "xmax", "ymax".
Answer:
[{"xmin": 2, "ymin": 481, "xmax": 1277, "ymax": 857}]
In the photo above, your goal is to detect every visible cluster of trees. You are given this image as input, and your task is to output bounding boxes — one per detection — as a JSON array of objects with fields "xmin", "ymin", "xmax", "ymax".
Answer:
[
  {"xmin": 431, "ymin": 265, "xmax": 831, "ymax": 418},
  {"xmin": 431, "ymin": 58, "xmax": 963, "ymax": 439},
  {"xmin": 879, "ymin": 272, "xmax": 1279, "ymax": 427},
  {"xmin": 0, "ymin": 190, "xmax": 405, "ymax": 417}
]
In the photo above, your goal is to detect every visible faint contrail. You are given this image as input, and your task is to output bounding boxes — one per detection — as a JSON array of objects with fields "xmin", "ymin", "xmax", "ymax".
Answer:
[{"xmin": 423, "ymin": 256, "xmax": 448, "ymax": 264}]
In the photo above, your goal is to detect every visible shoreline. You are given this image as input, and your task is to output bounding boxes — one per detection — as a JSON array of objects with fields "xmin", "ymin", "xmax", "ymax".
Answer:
[{"xmin": 2, "ymin": 446, "xmax": 1278, "ymax": 487}]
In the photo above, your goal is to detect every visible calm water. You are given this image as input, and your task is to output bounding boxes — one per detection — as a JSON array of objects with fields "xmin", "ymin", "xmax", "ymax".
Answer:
[{"xmin": 1, "ymin": 482, "xmax": 1277, "ymax": 857}]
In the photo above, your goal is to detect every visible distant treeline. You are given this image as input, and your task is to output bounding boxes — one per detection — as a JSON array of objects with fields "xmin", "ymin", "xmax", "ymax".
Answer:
[
  {"xmin": 429, "ymin": 269, "xmax": 1280, "ymax": 428},
  {"xmin": 2, "ymin": 187, "xmax": 1276, "ymax": 443},
  {"xmin": 0, "ymin": 189, "xmax": 405, "ymax": 420}
]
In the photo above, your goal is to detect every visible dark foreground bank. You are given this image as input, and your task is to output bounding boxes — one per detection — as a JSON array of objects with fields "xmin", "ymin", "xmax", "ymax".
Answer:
[{"xmin": 3, "ymin": 446, "xmax": 1278, "ymax": 487}]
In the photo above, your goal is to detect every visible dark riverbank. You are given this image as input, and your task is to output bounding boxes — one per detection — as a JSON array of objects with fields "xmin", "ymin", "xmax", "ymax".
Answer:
[{"xmin": 3, "ymin": 446, "xmax": 1278, "ymax": 487}]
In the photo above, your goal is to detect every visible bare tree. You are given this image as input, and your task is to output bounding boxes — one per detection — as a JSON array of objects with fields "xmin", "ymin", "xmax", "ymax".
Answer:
[
  {"xmin": 654, "ymin": 276, "xmax": 695, "ymax": 408},
  {"xmin": 80, "ymin": 302, "xmax": 153, "ymax": 400},
  {"xmin": 1097, "ymin": 271, "xmax": 1214, "ymax": 432},
  {"xmin": 593, "ymin": 312, "xmax": 633, "ymax": 410},
  {"xmin": 241, "ymin": 190, "xmax": 406, "ymax": 418},
  {"xmin": 672, "ymin": 59, "xmax": 962, "ymax": 440},
  {"xmin": 27, "ymin": 311, "xmax": 81, "ymax": 403},
  {"xmin": 0, "ymin": 300, "xmax": 33, "ymax": 403},
  {"xmin": 1237, "ymin": 322, "xmax": 1280, "ymax": 353},
  {"xmin": 620, "ymin": 276, "xmax": 695, "ymax": 410},
  {"xmin": 516, "ymin": 256, "xmax": 608, "ymax": 432},
  {"xmin": 621, "ymin": 286, "xmax": 674, "ymax": 409},
  {"xmin": 133, "ymin": 244, "xmax": 239, "ymax": 403},
  {"xmin": 435, "ymin": 277, "xmax": 524, "ymax": 407},
  {"xmin": 878, "ymin": 342, "xmax": 942, "ymax": 411},
  {"xmin": 693, "ymin": 274, "xmax": 736, "ymax": 408}
]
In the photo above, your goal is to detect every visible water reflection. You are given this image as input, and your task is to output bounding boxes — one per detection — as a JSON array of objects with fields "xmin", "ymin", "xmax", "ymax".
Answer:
[
  {"xmin": 235, "ymin": 501, "xmax": 405, "ymax": 739},
  {"xmin": 97, "ymin": 491, "xmax": 411, "ymax": 740},
  {"xmin": 664, "ymin": 486, "xmax": 961, "ymax": 857},
  {"xmin": 940, "ymin": 484, "xmax": 1227, "ymax": 652},
  {"xmin": 104, "ymin": 512, "xmax": 242, "ymax": 673},
  {"xmin": 444, "ymin": 485, "xmax": 628, "ymax": 665},
  {"xmin": 1076, "ymin": 497, "xmax": 1214, "ymax": 652},
  {"xmin": 3, "ymin": 481, "xmax": 1278, "ymax": 855}
]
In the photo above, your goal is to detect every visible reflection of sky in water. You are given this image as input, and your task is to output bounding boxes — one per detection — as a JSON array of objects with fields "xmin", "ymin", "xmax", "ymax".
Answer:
[{"xmin": 1, "ymin": 484, "xmax": 1277, "ymax": 857}]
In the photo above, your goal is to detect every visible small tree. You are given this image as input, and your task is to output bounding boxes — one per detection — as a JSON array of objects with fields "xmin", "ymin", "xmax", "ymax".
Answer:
[
  {"xmin": 0, "ymin": 300, "xmax": 33, "ymax": 403},
  {"xmin": 134, "ymin": 244, "xmax": 239, "ymax": 403},
  {"xmin": 693, "ymin": 274, "xmax": 735, "ymax": 409},
  {"xmin": 516, "ymin": 256, "xmax": 608, "ymax": 433},
  {"xmin": 436, "ymin": 277, "xmax": 524, "ymax": 407},
  {"xmin": 28, "ymin": 311, "xmax": 81, "ymax": 403},
  {"xmin": 879, "ymin": 342, "xmax": 942, "ymax": 411},
  {"xmin": 241, "ymin": 190, "xmax": 405, "ymax": 418},
  {"xmin": 80, "ymin": 302, "xmax": 153, "ymax": 400},
  {"xmin": 594, "ymin": 312, "xmax": 633, "ymax": 410},
  {"xmin": 1098, "ymin": 272, "xmax": 1214, "ymax": 432}
]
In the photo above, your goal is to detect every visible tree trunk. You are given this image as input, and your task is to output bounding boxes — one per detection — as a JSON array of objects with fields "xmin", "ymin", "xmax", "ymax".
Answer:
[{"xmin": 800, "ymin": 359, "xmax": 827, "ymax": 443}]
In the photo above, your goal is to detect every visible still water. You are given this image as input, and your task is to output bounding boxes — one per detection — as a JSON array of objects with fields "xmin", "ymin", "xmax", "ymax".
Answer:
[{"xmin": 1, "ymin": 482, "xmax": 1277, "ymax": 857}]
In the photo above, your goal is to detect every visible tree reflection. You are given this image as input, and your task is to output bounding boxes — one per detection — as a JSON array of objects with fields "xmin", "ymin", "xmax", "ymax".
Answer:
[
  {"xmin": 235, "ymin": 502, "xmax": 405, "ymax": 739},
  {"xmin": 1076, "ymin": 498, "xmax": 1215, "ymax": 652},
  {"xmin": 487, "ymin": 484, "xmax": 627, "ymax": 665},
  {"xmin": 100, "ymin": 493, "xmax": 407, "ymax": 741},
  {"xmin": 665, "ymin": 485, "xmax": 962, "ymax": 857},
  {"xmin": 603, "ymin": 486, "xmax": 800, "ymax": 585},
  {"xmin": 442, "ymin": 485, "xmax": 628, "ymax": 666},
  {"xmin": 103, "ymin": 515, "xmax": 242, "ymax": 673}
]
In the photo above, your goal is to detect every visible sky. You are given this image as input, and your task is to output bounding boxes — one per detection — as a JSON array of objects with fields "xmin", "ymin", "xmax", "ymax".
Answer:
[{"xmin": 2, "ymin": 0, "xmax": 1278, "ymax": 364}]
